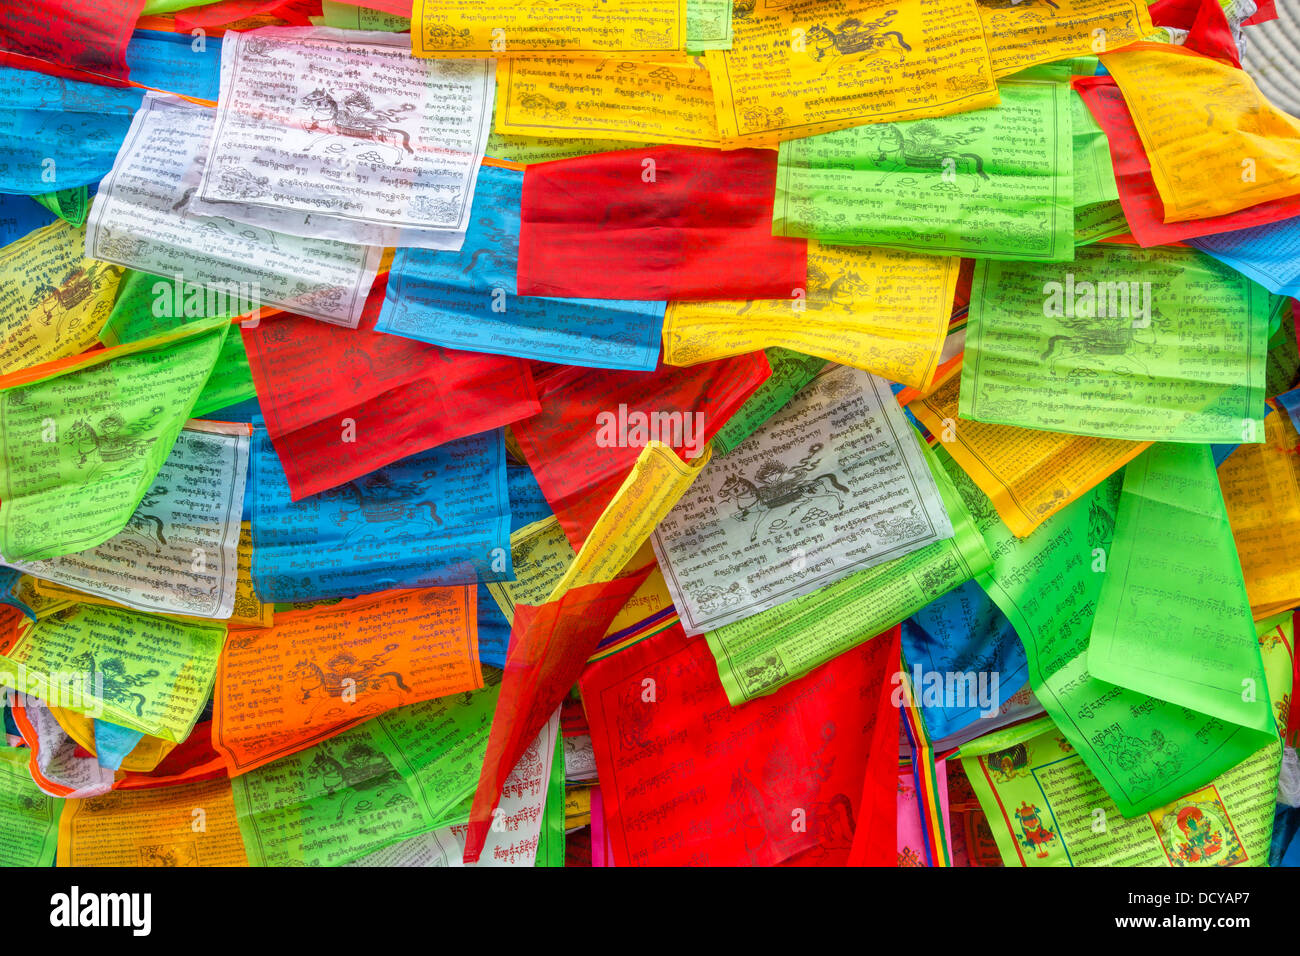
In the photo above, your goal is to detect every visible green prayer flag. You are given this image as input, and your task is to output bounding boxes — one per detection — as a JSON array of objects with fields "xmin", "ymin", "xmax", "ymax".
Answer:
[
  {"xmin": 100, "ymin": 269, "xmax": 254, "ymax": 417},
  {"xmin": 942, "ymin": 443, "xmax": 1277, "ymax": 816},
  {"xmin": 0, "ymin": 316, "xmax": 229, "ymax": 562},
  {"xmin": 774, "ymin": 71, "xmax": 1075, "ymax": 262},
  {"xmin": 0, "ymin": 746, "xmax": 60, "ymax": 866},
  {"xmin": 0, "ymin": 604, "xmax": 224, "ymax": 744},
  {"xmin": 230, "ymin": 678, "xmax": 501, "ymax": 867},
  {"xmin": 711, "ymin": 348, "xmax": 825, "ymax": 456},
  {"xmin": 31, "ymin": 187, "xmax": 89, "ymax": 228},
  {"xmin": 961, "ymin": 245, "xmax": 1269, "ymax": 443}
]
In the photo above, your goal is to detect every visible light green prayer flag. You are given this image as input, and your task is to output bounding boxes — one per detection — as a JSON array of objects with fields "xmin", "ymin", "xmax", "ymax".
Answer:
[
  {"xmin": 230, "ymin": 677, "xmax": 501, "ymax": 867},
  {"xmin": 319, "ymin": 0, "xmax": 411, "ymax": 30},
  {"xmin": 711, "ymin": 348, "xmax": 826, "ymax": 456},
  {"xmin": 0, "ymin": 746, "xmax": 60, "ymax": 866},
  {"xmin": 99, "ymin": 269, "xmax": 254, "ymax": 416},
  {"xmin": 31, "ymin": 187, "xmax": 90, "ymax": 228},
  {"xmin": 1074, "ymin": 200, "xmax": 1129, "ymax": 247},
  {"xmin": 141, "ymin": 0, "xmax": 226, "ymax": 14},
  {"xmin": 0, "ymin": 316, "xmax": 229, "ymax": 562},
  {"xmin": 960, "ymin": 244, "xmax": 1269, "ymax": 443},
  {"xmin": 941, "ymin": 444, "xmax": 1277, "ymax": 816},
  {"xmin": 773, "ymin": 70, "xmax": 1075, "ymax": 262},
  {"xmin": 1072, "ymin": 91, "xmax": 1119, "ymax": 209},
  {"xmin": 686, "ymin": 0, "xmax": 732, "ymax": 52},
  {"xmin": 1090, "ymin": 443, "xmax": 1274, "ymax": 738},
  {"xmin": 0, "ymin": 604, "xmax": 224, "ymax": 743},
  {"xmin": 536, "ymin": 723, "xmax": 567, "ymax": 867}
]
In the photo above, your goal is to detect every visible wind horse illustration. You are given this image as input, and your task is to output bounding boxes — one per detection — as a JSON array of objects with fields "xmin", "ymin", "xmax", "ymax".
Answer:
[
  {"xmin": 868, "ymin": 121, "xmax": 991, "ymax": 191},
  {"xmin": 717, "ymin": 444, "xmax": 851, "ymax": 542},
  {"xmin": 329, "ymin": 471, "xmax": 444, "ymax": 544},
  {"xmin": 65, "ymin": 408, "xmax": 165, "ymax": 486},
  {"xmin": 803, "ymin": 11, "xmax": 912, "ymax": 68},
  {"xmin": 293, "ymin": 645, "xmax": 411, "ymax": 726},
  {"xmin": 301, "ymin": 88, "xmax": 417, "ymax": 165},
  {"xmin": 68, "ymin": 650, "xmax": 159, "ymax": 718}
]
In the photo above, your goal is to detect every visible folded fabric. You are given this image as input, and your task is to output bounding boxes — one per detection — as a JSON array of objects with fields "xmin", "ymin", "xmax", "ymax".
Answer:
[
  {"xmin": 90, "ymin": 93, "xmax": 383, "ymax": 329},
  {"xmin": 513, "ymin": 353, "xmax": 769, "ymax": 551},
  {"xmin": 477, "ymin": 463, "xmax": 554, "ymax": 669},
  {"xmin": 378, "ymin": 164, "xmax": 665, "ymax": 371},
  {"xmin": 1074, "ymin": 73, "xmax": 1300, "ymax": 246},
  {"xmin": 517, "ymin": 146, "xmax": 807, "ymax": 301},
  {"xmin": 0, "ymin": 0, "xmax": 145, "ymax": 85},
  {"xmin": 243, "ymin": 276, "xmax": 540, "ymax": 500},
  {"xmin": 1102, "ymin": 43, "xmax": 1300, "ymax": 224},
  {"xmin": 2, "ymin": 421, "xmax": 249, "ymax": 620}
]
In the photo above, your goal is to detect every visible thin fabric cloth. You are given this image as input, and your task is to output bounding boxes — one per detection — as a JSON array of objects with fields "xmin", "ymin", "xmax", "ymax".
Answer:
[
  {"xmin": 378, "ymin": 164, "xmax": 667, "ymax": 371},
  {"xmin": 250, "ymin": 427, "xmax": 513, "ymax": 602},
  {"xmin": 242, "ymin": 277, "xmax": 540, "ymax": 500},
  {"xmin": 4, "ymin": 0, "xmax": 1300, "ymax": 875},
  {"xmin": 517, "ymin": 146, "xmax": 808, "ymax": 301}
]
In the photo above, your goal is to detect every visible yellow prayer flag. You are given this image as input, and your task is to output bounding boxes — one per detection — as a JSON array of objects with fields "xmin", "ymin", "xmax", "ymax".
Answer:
[
  {"xmin": 909, "ymin": 369, "xmax": 1149, "ymax": 537},
  {"xmin": 486, "ymin": 516, "xmax": 577, "ymax": 623},
  {"xmin": 982, "ymin": 0, "xmax": 1152, "ymax": 77},
  {"xmin": 705, "ymin": 0, "xmax": 998, "ymax": 148},
  {"xmin": 57, "ymin": 776, "xmax": 248, "ymax": 866},
  {"xmin": 1220, "ymin": 410, "xmax": 1300, "ymax": 617},
  {"xmin": 0, "ymin": 222, "xmax": 121, "ymax": 375},
  {"xmin": 494, "ymin": 58, "xmax": 721, "ymax": 147},
  {"xmin": 663, "ymin": 242, "xmax": 957, "ymax": 390},
  {"xmin": 551, "ymin": 441, "xmax": 710, "ymax": 594},
  {"xmin": 413, "ymin": 0, "xmax": 688, "ymax": 59},
  {"xmin": 1102, "ymin": 44, "xmax": 1300, "ymax": 222}
]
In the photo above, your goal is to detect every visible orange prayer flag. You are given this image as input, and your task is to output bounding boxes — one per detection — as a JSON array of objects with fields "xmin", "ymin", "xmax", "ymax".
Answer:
[{"xmin": 212, "ymin": 587, "xmax": 482, "ymax": 775}]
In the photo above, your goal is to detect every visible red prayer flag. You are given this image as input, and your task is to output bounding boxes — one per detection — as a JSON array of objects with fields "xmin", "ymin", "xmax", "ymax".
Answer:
[
  {"xmin": 462, "ymin": 564, "xmax": 654, "ymax": 863},
  {"xmin": 517, "ymin": 146, "xmax": 808, "ymax": 301},
  {"xmin": 172, "ymin": 0, "xmax": 321, "ymax": 30},
  {"xmin": 1243, "ymin": 0, "xmax": 1277, "ymax": 24},
  {"xmin": 848, "ymin": 629, "xmax": 903, "ymax": 866},
  {"xmin": 580, "ymin": 622, "xmax": 899, "ymax": 866},
  {"xmin": 1074, "ymin": 73, "xmax": 1300, "ymax": 246},
  {"xmin": 1148, "ymin": 0, "xmax": 1240, "ymax": 65},
  {"xmin": 242, "ymin": 277, "xmax": 541, "ymax": 500},
  {"xmin": 512, "ymin": 354, "xmax": 770, "ymax": 552},
  {"xmin": 0, "ymin": 0, "xmax": 145, "ymax": 85}
]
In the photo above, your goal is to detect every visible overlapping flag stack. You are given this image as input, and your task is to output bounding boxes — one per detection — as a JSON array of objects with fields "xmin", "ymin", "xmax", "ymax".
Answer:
[{"xmin": 1, "ymin": 0, "xmax": 1299, "ymax": 870}]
